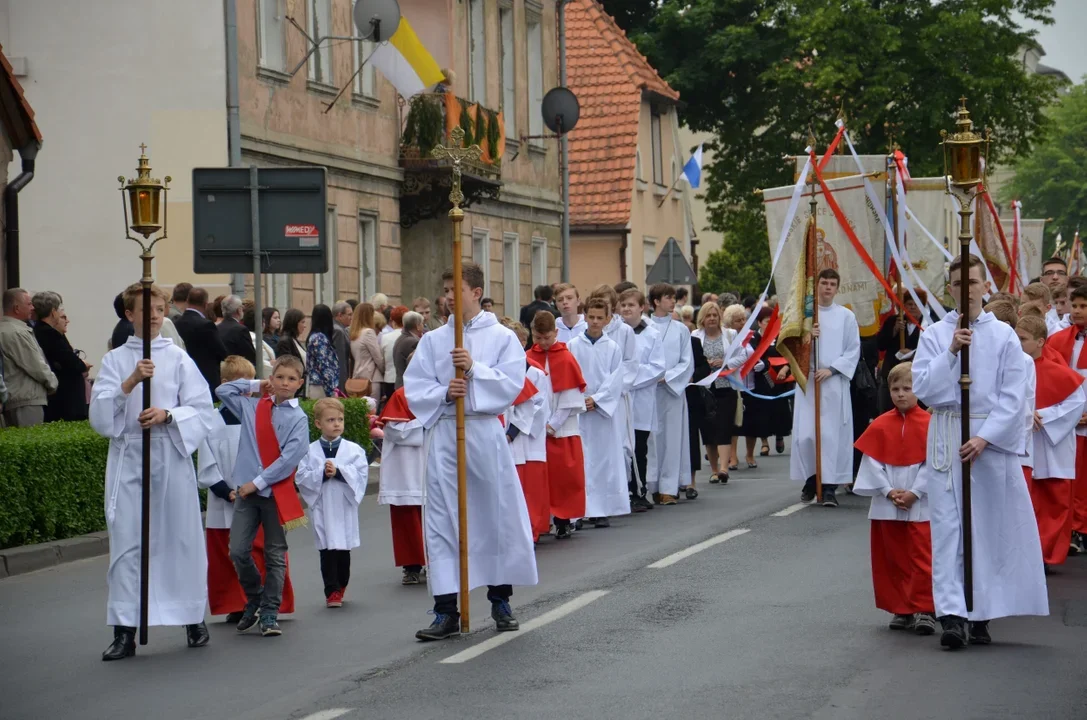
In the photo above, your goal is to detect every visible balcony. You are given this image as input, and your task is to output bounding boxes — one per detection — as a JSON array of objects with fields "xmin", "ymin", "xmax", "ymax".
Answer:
[{"xmin": 398, "ymin": 92, "xmax": 504, "ymax": 228}]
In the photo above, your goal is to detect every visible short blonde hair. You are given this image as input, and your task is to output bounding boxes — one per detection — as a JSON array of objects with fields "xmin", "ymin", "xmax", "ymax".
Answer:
[
  {"xmin": 1023, "ymin": 282, "xmax": 1051, "ymax": 305},
  {"xmin": 122, "ymin": 282, "xmax": 170, "ymax": 312},
  {"xmin": 887, "ymin": 361, "xmax": 912, "ymax": 388},
  {"xmin": 221, "ymin": 355, "xmax": 256, "ymax": 382},
  {"xmin": 696, "ymin": 301, "xmax": 721, "ymax": 328},
  {"xmin": 1016, "ymin": 314, "xmax": 1048, "ymax": 341},
  {"xmin": 722, "ymin": 303, "xmax": 746, "ymax": 327},
  {"xmin": 553, "ymin": 282, "xmax": 578, "ymax": 299},
  {"xmin": 272, "ymin": 354, "xmax": 305, "ymax": 378},
  {"xmin": 985, "ymin": 300, "xmax": 1018, "ymax": 327},
  {"xmin": 313, "ymin": 397, "xmax": 345, "ymax": 420}
]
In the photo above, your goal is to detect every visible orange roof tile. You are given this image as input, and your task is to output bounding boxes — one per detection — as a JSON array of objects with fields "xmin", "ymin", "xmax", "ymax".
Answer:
[
  {"xmin": 0, "ymin": 45, "xmax": 42, "ymax": 149},
  {"xmin": 566, "ymin": 0, "xmax": 678, "ymax": 228}
]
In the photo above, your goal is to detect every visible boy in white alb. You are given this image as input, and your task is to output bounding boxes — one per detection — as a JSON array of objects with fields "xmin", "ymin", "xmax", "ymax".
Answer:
[
  {"xmin": 618, "ymin": 288, "xmax": 666, "ymax": 511},
  {"xmin": 296, "ymin": 398, "xmax": 369, "ymax": 608},
  {"xmin": 503, "ymin": 321, "xmax": 552, "ymax": 542},
  {"xmin": 646, "ymin": 283, "xmax": 694, "ymax": 505},
  {"xmin": 554, "ymin": 283, "xmax": 587, "ymax": 343},
  {"xmin": 377, "ymin": 386, "xmax": 427, "ymax": 584}
]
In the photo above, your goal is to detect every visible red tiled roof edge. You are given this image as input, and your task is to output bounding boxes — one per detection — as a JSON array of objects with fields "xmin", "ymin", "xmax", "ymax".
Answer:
[{"xmin": 0, "ymin": 44, "xmax": 43, "ymax": 146}]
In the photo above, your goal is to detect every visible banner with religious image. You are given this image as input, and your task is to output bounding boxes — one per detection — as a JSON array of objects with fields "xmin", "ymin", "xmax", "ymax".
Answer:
[
  {"xmin": 1019, "ymin": 219, "xmax": 1045, "ymax": 282},
  {"xmin": 901, "ymin": 177, "xmax": 955, "ymax": 306}
]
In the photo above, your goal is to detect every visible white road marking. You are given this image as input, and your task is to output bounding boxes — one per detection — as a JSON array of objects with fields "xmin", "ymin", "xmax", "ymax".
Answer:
[
  {"xmin": 771, "ymin": 502, "xmax": 810, "ymax": 517},
  {"xmin": 439, "ymin": 590, "xmax": 610, "ymax": 664},
  {"xmin": 646, "ymin": 528, "xmax": 750, "ymax": 569},
  {"xmin": 297, "ymin": 710, "xmax": 351, "ymax": 720}
]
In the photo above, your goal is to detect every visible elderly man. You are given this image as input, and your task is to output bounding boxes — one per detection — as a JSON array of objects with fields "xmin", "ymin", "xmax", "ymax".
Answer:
[
  {"xmin": 332, "ymin": 300, "xmax": 354, "ymax": 393},
  {"xmin": 216, "ymin": 295, "xmax": 256, "ymax": 363},
  {"xmin": 394, "ymin": 311, "xmax": 424, "ymax": 389},
  {"xmin": 0, "ymin": 288, "xmax": 58, "ymax": 427}
]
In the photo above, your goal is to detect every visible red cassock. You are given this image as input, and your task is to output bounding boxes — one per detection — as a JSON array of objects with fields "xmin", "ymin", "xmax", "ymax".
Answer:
[
  {"xmin": 854, "ymin": 405, "xmax": 934, "ymax": 616},
  {"xmin": 510, "ymin": 365, "xmax": 550, "ymax": 541},
  {"xmin": 1044, "ymin": 326, "xmax": 1087, "ymax": 535},
  {"xmin": 378, "ymin": 388, "xmax": 427, "ymax": 569},
  {"xmin": 527, "ymin": 342, "xmax": 587, "ymax": 521},
  {"xmin": 206, "ymin": 527, "xmax": 295, "ymax": 615}
]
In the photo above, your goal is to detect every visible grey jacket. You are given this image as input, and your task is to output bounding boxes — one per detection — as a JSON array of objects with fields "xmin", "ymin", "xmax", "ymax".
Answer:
[{"xmin": 0, "ymin": 316, "xmax": 58, "ymax": 410}]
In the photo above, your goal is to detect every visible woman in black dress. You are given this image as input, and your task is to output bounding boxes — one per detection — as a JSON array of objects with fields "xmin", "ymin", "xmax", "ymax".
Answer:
[
  {"xmin": 742, "ymin": 307, "xmax": 793, "ymax": 457},
  {"xmin": 31, "ymin": 292, "xmax": 89, "ymax": 422},
  {"xmin": 693, "ymin": 302, "xmax": 738, "ymax": 483},
  {"xmin": 684, "ymin": 334, "xmax": 712, "ymax": 500}
]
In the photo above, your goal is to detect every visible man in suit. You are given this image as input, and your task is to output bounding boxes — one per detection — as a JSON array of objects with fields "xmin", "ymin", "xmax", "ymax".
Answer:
[
  {"xmin": 393, "ymin": 311, "xmax": 424, "ymax": 389},
  {"xmin": 216, "ymin": 295, "xmax": 256, "ymax": 364},
  {"xmin": 519, "ymin": 285, "xmax": 559, "ymax": 344},
  {"xmin": 169, "ymin": 282, "xmax": 192, "ymax": 321},
  {"xmin": 174, "ymin": 287, "xmax": 229, "ymax": 399}
]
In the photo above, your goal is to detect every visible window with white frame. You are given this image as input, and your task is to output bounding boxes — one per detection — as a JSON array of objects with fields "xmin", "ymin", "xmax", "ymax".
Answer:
[
  {"xmin": 500, "ymin": 3, "xmax": 516, "ymax": 138},
  {"xmin": 644, "ymin": 236, "xmax": 658, "ymax": 283},
  {"xmin": 267, "ymin": 274, "xmax": 291, "ymax": 313},
  {"xmin": 353, "ymin": 34, "xmax": 377, "ymax": 98},
  {"xmin": 258, "ymin": 0, "xmax": 286, "ymax": 71},
  {"xmin": 531, "ymin": 236, "xmax": 546, "ymax": 288},
  {"xmin": 315, "ymin": 207, "xmax": 338, "ymax": 306},
  {"xmin": 307, "ymin": 0, "xmax": 334, "ymax": 85},
  {"xmin": 469, "ymin": 0, "xmax": 487, "ymax": 105},
  {"xmin": 651, "ymin": 108, "xmax": 664, "ymax": 185},
  {"xmin": 503, "ymin": 232, "xmax": 519, "ymax": 314},
  {"xmin": 359, "ymin": 214, "xmax": 378, "ymax": 299},
  {"xmin": 635, "ymin": 149, "xmax": 643, "ymax": 181},
  {"xmin": 527, "ymin": 14, "xmax": 544, "ymax": 145},
  {"xmin": 472, "ymin": 228, "xmax": 491, "ymax": 295}
]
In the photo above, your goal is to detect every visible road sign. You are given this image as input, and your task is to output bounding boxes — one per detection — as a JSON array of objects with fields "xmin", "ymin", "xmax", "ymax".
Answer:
[
  {"xmin": 192, "ymin": 167, "xmax": 327, "ymax": 274},
  {"xmin": 645, "ymin": 237, "xmax": 696, "ymax": 285}
]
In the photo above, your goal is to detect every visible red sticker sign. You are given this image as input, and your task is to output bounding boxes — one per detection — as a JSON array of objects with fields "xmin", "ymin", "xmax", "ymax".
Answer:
[{"xmin": 286, "ymin": 224, "xmax": 319, "ymax": 247}]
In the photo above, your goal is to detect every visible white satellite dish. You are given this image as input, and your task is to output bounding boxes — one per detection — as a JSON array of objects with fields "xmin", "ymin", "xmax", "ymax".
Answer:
[{"xmin": 354, "ymin": 0, "xmax": 401, "ymax": 42}]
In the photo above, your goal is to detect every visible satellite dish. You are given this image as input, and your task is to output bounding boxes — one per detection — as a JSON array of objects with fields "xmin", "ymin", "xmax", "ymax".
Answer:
[
  {"xmin": 542, "ymin": 87, "xmax": 580, "ymax": 135},
  {"xmin": 354, "ymin": 0, "xmax": 401, "ymax": 42}
]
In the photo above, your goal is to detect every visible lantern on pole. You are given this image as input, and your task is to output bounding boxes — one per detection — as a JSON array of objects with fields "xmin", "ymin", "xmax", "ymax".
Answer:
[{"xmin": 118, "ymin": 145, "xmax": 171, "ymax": 646}]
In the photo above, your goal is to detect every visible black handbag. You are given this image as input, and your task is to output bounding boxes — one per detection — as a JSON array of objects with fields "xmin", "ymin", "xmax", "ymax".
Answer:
[
  {"xmin": 699, "ymin": 386, "xmax": 718, "ymax": 422},
  {"xmin": 852, "ymin": 357, "xmax": 878, "ymax": 401}
]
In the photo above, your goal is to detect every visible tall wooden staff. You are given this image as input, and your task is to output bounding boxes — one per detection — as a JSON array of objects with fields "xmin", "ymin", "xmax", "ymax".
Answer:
[
  {"xmin": 433, "ymin": 126, "xmax": 481, "ymax": 632},
  {"xmin": 809, "ymin": 167, "xmax": 823, "ymax": 504},
  {"xmin": 119, "ymin": 147, "xmax": 171, "ymax": 645},
  {"xmin": 888, "ymin": 158, "xmax": 906, "ymax": 352},
  {"xmin": 943, "ymin": 98, "xmax": 988, "ymax": 612}
]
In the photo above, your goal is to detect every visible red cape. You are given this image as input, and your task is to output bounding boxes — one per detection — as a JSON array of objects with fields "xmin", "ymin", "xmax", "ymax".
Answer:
[
  {"xmin": 1035, "ymin": 353, "xmax": 1085, "ymax": 409},
  {"xmin": 854, "ymin": 405, "xmax": 930, "ymax": 467},
  {"xmin": 378, "ymin": 387, "xmax": 415, "ymax": 423},
  {"xmin": 513, "ymin": 377, "xmax": 539, "ymax": 406},
  {"xmin": 526, "ymin": 342, "xmax": 586, "ymax": 393},
  {"xmin": 1046, "ymin": 325, "xmax": 1087, "ymax": 369}
]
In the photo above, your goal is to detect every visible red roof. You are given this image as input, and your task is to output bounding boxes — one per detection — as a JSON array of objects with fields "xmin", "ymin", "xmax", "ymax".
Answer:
[
  {"xmin": 0, "ymin": 45, "xmax": 42, "ymax": 149},
  {"xmin": 566, "ymin": 0, "xmax": 678, "ymax": 228}
]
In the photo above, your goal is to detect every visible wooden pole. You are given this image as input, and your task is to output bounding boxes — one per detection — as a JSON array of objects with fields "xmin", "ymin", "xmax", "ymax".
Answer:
[
  {"xmin": 810, "ymin": 179, "xmax": 823, "ymax": 505},
  {"xmin": 956, "ymin": 194, "xmax": 974, "ymax": 613},
  {"xmin": 139, "ymin": 249, "xmax": 152, "ymax": 646},
  {"xmin": 889, "ymin": 161, "xmax": 905, "ymax": 352}
]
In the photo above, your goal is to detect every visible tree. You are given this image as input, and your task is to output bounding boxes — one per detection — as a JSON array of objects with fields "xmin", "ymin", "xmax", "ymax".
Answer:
[
  {"xmin": 604, "ymin": 0, "xmax": 1059, "ymax": 269},
  {"xmin": 1003, "ymin": 82, "xmax": 1087, "ymax": 255},
  {"xmin": 698, "ymin": 205, "xmax": 769, "ymax": 297}
]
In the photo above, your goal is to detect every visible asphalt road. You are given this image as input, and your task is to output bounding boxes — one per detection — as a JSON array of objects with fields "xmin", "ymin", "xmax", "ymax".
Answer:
[{"xmin": 3, "ymin": 452, "xmax": 1086, "ymax": 720}]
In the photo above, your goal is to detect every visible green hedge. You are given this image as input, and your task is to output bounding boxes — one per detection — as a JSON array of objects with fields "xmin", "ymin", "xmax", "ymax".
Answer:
[{"xmin": 0, "ymin": 399, "xmax": 372, "ymax": 549}]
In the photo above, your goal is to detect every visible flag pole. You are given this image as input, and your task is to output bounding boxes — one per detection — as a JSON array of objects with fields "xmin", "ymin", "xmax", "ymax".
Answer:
[
  {"xmin": 808, "ymin": 156, "xmax": 823, "ymax": 505},
  {"xmin": 888, "ymin": 155, "xmax": 905, "ymax": 352},
  {"xmin": 656, "ymin": 177, "xmax": 680, "ymax": 208}
]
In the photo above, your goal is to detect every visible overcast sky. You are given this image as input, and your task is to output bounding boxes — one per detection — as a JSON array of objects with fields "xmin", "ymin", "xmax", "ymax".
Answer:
[{"xmin": 1017, "ymin": 0, "xmax": 1086, "ymax": 84}]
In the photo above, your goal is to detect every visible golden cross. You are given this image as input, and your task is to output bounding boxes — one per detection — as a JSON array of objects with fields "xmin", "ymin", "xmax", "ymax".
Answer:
[
  {"xmin": 431, "ymin": 126, "xmax": 482, "ymax": 210},
  {"xmin": 139, "ymin": 143, "xmax": 148, "ymax": 155},
  {"xmin": 959, "ymin": 95, "xmax": 967, "ymax": 107}
]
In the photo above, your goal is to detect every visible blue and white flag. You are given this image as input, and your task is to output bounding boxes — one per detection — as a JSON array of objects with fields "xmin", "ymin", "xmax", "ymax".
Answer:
[{"xmin": 682, "ymin": 144, "xmax": 703, "ymax": 188}]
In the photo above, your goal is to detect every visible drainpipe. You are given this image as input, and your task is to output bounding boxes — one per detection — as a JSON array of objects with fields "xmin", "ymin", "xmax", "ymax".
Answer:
[
  {"xmin": 225, "ymin": 0, "xmax": 246, "ymax": 295},
  {"xmin": 4, "ymin": 142, "xmax": 39, "ymax": 290},
  {"xmin": 558, "ymin": 0, "xmax": 571, "ymax": 283}
]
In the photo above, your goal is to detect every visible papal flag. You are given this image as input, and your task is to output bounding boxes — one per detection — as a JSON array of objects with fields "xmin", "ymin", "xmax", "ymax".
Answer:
[
  {"xmin": 369, "ymin": 18, "xmax": 445, "ymax": 98},
  {"xmin": 778, "ymin": 214, "xmax": 817, "ymax": 392}
]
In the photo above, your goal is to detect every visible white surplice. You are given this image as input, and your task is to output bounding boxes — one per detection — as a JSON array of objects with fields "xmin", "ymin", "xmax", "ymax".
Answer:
[
  {"xmin": 1033, "ymin": 384, "xmax": 1085, "ymax": 480},
  {"xmin": 1045, "ymin": 307, "xmax": 1070, "ymax": 336},
  {"xmin": 508, "ymin": 364, "xmax": 550, "ymax": 465},
  {"xmin": 853, "ymin": 457, "xmax": 929, "ymax": 522},
  {"xmin": 195, "ymin": 410, "xmax": 242, "ymax": 530},
  {"xmin": 378, "ymin": 418, "xmax": 425, "ymax": 506},
  {"xmin": 789, "ymin": 303, "xmax": 860, "ymax": 486},
  {"xmin": 404, "ymin": 311, "xmax": 538, "ymax": 596},
  {"xmin": 556, "ymin": 314, "xmax": 587, "ymax": 344},
  {"xmin": 646, "ymin": 315, "xmax": 693, "ymax": 496},
  {"xmin": 296, "ymin": 439, "xmax": 369, "ymax": 550},
  {"xmin": 569, "ymin": 332, "xmax": 631, "ymax": 517},
  {"xmin": 1021, "ymin": 355, "xmax": 1037, "ymax": 469},
  {"xmin": 89, "ymin": 336, "xmax": 215, "ymax": 627},
  {"xmin": 630, "ymin": 321, "xmax": 666, "ymax": 433},
  {"xmin": 605, "ymin": 315, "xmax": 638, "ymax": 459},
  {"xmin": 912, "ymin": 310, "xmax": 1048, "ymax": 620}
]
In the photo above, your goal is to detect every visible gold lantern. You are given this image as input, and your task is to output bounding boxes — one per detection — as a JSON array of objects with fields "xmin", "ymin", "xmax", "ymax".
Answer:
[
  {"xmin": 120, "ymin": 144, "xmax": 171, "ymax": 239},
  {"xmin": 940, "ymin": 98, "xmax": 989, "ymax": 192}
]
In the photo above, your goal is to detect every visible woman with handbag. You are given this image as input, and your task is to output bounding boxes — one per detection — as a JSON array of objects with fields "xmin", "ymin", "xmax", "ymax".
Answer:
[{"xmin": 348, "ymin": 303, "xmax": 385, "ymax": 403}]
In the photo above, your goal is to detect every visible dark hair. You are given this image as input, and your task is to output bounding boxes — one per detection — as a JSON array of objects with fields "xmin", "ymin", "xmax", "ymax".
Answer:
[
  {"xmin": 171, "ymin": 282, "xmax": 192, "ymax": 303},
  {"xmin": 675, "ymin": 287, "xmax": 689, "ymax": 301},
  {"xmin": 262, "ymin": 307, "xmax": 278, "ymax": 334},
  {"xmin": 742, "ymin": 295, "xmax": 756, "ymax": 309},
  {"xmin": 346, "ymin": 298, "xmax": 360, "ymax": 310},
  {"xmin": 482, "ymin": 297, "xmax": 494, "ymax": 306},
  {"xmin": 187, "ymin": 287, "xmax": 209, "ymax": 308},
  {"xmin": 310, "ymin": 304, "xmax": 335, "ymax": 341},
  {"xmin": 211, "ymin": 295, "xmax": 226, "ymax": 322},
  {"xmin": 532, "ymin": 309, "xmax": 557, "ymax": 334},
  {"xmin": 817, "ymin": 268, "xmax": 841, "ymax": 284},
  {"xmin": 948, "ymin": 253, "xmax": 984, "ymax": 276},
  {"xmin": 585, "ymin": 297, "xmax": 610, "ymax": 314},
  {"xmin": 648, "ymin": 283, "xmax": 676, "ymax": 308},
  {"xmin": 1069, "ymin": 276, "xmax": 1087, "ymax": 291},
  {"xmin": 1070, "ymin": 286, "xmax": 1087, "ymax": 304},
  {"xmin": 281, "ymin": 308, "xmax": 305, "ymax": 339},
  {"xmin": 613, "ymin": 281, "xmax": 637, "ymax": 295},
  {"xmin": 756, "ymin": 305, "xmax": 772, "ymax": 323},
  {"xmin": 534, "ymin": 285, "xmax": 553, "ymax": 301},
  {"xmin": 1043, "ymin": 256, "xmax": 1068, "ymax": 269},
  {"xmin": 442, "ymin": 262, "xmax": 485, "ymax": 291},
  {"xmin": 113, "ymin": 293, "xmax": 126, "ymax": 320},
  {"xmin": 241, "ymin": 305, "xmax": 258, "ymax": 333}
]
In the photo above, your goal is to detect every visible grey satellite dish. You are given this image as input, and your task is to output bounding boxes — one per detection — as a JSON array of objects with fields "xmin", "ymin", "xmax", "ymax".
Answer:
[
  {"xmin": 542, "ymin": 87, "xmax": 580, "ymax": 135},
  {"xmin": 354, "ymin": 0, "xmax": 401, "ymax": 42}
]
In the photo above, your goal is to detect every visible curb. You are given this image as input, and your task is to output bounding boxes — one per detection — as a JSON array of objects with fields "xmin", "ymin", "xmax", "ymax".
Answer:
[{"xmin": 0, "ymin": 469, "xmax": 382, "ymax": 580}]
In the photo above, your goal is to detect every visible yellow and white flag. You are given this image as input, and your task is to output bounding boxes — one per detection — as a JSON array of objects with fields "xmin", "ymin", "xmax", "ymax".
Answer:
[{"xmin": 370, "ymin": 18, "xmax": 444, "ymax": 98}]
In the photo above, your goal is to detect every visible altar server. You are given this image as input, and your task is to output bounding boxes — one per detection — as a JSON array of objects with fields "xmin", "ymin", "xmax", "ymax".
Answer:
[
  {"xmin": 377, "ymin": 387, "xmax": 426, "ymax": 584},
  {"xmin": 645, "ymin": 283, "xmax": 694, "ymax": 505},
  {"xmin": 618, "ymin": 288, "xmax": 666, "ymax": 510}
]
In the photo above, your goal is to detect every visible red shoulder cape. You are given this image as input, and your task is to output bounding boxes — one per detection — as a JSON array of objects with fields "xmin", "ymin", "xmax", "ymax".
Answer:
[
  {"xmin": 1046, "ymin": 325, "xmax": 1087, "ymax": 369},
  {"xmin": 513, "ymin": 377, "xmax": 539, "ymax": 406},
  {"xmin": 526, "ymin": 342, "xmax": 586, "ymax": 392},
  {"xmin": 1035, "ymin": 353, "xmax": 1085, "ymax": 409},
  {"xmin": 854, "ymin": 405, "xmax": 930, "ymax": 467},
  {"xmin": 378, "ymin": 387, "xmax": 415, "ymax": 423}
]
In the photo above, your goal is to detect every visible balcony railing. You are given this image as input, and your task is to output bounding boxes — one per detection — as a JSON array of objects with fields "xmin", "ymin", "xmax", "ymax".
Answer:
[{"xmin": 399, "ymin": 92, "xmax": 504, "ymax": 180}]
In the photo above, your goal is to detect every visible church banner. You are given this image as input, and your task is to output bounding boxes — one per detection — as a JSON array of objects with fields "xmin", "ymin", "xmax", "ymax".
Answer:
[
  {"xmin": 1019, "ymin": 218, "xmax": 1045, "ymax": 282},
  {"xmin": 902, "ymin": 177, "xmax": 955, "ymax": 306},
  {"xmin": 764, "ymin": 174, "xmax": 888, "ymax": 337}
]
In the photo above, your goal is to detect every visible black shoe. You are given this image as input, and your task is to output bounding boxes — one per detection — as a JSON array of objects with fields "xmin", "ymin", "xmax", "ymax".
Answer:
[
  {"xmin": 800, "ymin": 490, "xmax": 816, "ymax": 504},
  {"xmin": 651, "ymin": 492, "xmax": 661, "ymax": 505},
  {"xmin": 594, "ymin": 517, "xmax": 611, "ymax": 528},
  {"xmin": 185, "ymin": 621, "xmax": 210, "ymax": 648},
  {"xmin": 491, "ymin": 600, "xmax": 520, "ymax": 632},
  {"xmin": 914, "ymin": 613, "xmax": 937, "ymax": 636},
  {"xmin": 101, "ymin": 626, "xmax": 136, "ymax": 661},
  {"xmin": 555, "ymin": 521, "xmax": 572, "ymax": 540},
  {"xmin": 416, "ymin": 612, "xmax": 461, "ymax": 641},
  {"xmin": 685, "ymin": 487, "xmax": 699, "ymax": 500},
  {"xmin": 225, "ymin": 611, "xmax": 244, "ymax": 624},
  {"xmin": 259, "ymin": 614, "xmax": 282, "ymax": 637},
  {"xmin": 1070, "ymin": 532, "xmax": 1085, "ymax": 556},
  {"xmin": 631, "ymin": 496, "xmax": 648, "ymax": 513},
  {"xmin": 969, "ymin": 621, "xmax": 991, "ymax": 645},
  {"xmin": 574, "ymin": 519, "xmax": 584, "ymax": 531},
  {"xmin": 402, "ymin": 569, "xmax": 422, "ymax": 585},
  {"xmin": 236, "ymin": 604, "xmax": 260, "ymax": 634},
  {"xmin": 640, "ymin": 495, "xmax": 655, "ymax": 510},
  {"xmin": 888, "ymin": 614, "xmax": 913, "ymax": 631},
  {"xmin": 776, "ymin": 438, "xmax": 785, "ymax": 454},
  {"xmin": 939, "ymin": 616, "xmax": 967, "ymax": 650},
  {"xmin": 822, "ymin": 492, "xmax": 839, "ymax": 508}
]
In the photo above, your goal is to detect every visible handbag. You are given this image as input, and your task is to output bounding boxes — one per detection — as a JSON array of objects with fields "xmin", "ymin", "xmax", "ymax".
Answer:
[
  {"xmin": 345, "ymin": 378, "xmax": 371, "ymax": 398},
  {"xmin": 852, "ymin": 357, "xmax": 877, "ymax": 403},
  {"xmin": 698, "ymin": 386, "xmax": 718, "ymax": 422}
]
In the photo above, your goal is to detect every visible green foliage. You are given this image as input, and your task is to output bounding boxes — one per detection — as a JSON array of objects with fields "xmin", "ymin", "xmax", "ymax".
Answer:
[
  {"xmin": 1003, "ymin": 82, "xmax": 1087, "ymax": 254},
  {"xmin": 698, "ymin": 202, "xmax": 773, "ymax": 297},
  {"xmin": 0, "ymin": 399, "xmax": 372, "ymax": 549},
  {"xmin": 485, "ymin": 108, "xmax": 501, "ymax": 160},
  {"xmin": 606, "ymin": 0, "xmax": 1059, "ymax": 251},
  {"xmin": 459, "ymin": 99, "xmax": 474, "ymax": 147},
  {"xmin": 402, "ymin": 95, "xmax": 444, "ymax": 157}
]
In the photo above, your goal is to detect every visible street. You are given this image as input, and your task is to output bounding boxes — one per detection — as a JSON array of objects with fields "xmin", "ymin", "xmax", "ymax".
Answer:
[{"xmin": 2, "ymin": 453, "xmax": 1086, "ymax": 720}]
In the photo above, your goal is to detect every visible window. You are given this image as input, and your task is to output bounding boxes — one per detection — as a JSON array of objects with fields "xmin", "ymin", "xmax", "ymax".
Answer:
[
  {"xmin": 500, "ymin": 4, "xmax": 516, "ymax": 138},
  {"xmin": 315, "ymin": 207, "xmax": 338, "ymax": 305},
  {"xmin": 527, "ymin": 15, "xmax": 544, "ymax": 146},
  {"xmin": 643, "ymin": 236, "xmax": 658, "ymax": 283},
  {"xmin": 650, "ymin": 108, "xmax": 663, "ymax": 185},
  {"xmin": 469, "ymin": 0, "xmax": 487, "ymax": 105},
  {"xmin": 472, "ymin": 228, "xmax": 491, "ymax": 295},
  {"xmin": 267, "ymin": 274, "xmax": 291, "ymax": 312},
  {"xmin": 503, "ymin": 232, "xmax": 519, "ymax": 315},
  {"xmin": 258, "ymin": 0, "xmax": 286, "ymax": 71},
  {"xmin": 359, "ymin": 214, "xmax": 378, "ymax": 299},
  {"xmin": 635, "ymin": 149, "xmax": 643, "ymax": 181},
  {"xmin": 531, "ymin": 236, "xmax": 547, "ymax": 288},
  {"xmin": 353, "ymin": 35, "xmax": 377, "ymax": 99},
  {"xmin": 307, "ymin": 0, "xmax": 334, "ymax": 85}
]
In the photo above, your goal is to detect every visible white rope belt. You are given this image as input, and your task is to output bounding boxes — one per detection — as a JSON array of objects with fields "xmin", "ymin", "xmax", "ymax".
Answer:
[{"xmin": 929, "ymin": 408, "xmax": 989, "ymax": 490}]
